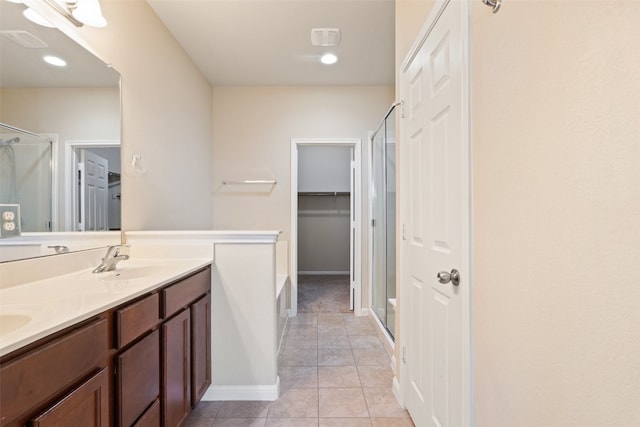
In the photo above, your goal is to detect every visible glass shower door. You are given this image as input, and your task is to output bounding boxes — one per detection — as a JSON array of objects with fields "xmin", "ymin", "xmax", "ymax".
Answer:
[
  {"xmin": 371, "ymin": 106, "xmax": 397, "ymax": 340},
  {"xmin": 371, "ymin": 125, "xmax": 387, "ymax": 326}
]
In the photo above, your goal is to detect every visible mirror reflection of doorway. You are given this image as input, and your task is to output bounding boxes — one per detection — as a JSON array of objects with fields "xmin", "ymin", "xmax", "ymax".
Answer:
[{"xmin": 68, "ymin": 143, "xmax": 120, "ymax": 231}]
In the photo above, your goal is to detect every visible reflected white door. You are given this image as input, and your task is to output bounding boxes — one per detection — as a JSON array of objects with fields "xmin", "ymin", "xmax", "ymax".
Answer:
[
  {"xmin": 79, "ymin": 149, "xmax": 109, "ymax": 231},
  {"xmin": 400, "ymin": 0, "xmax": 470, "ymax": 426}
]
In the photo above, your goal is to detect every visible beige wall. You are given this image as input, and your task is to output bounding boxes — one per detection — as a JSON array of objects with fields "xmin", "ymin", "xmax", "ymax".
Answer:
[
  {"xmin": 395, "ymin": 0, "xmax": 437, "ymax": 71},
  {"xmin": 69, "ymin": 0, "xmax": 213, "ymax": 230},
  {"xmin": 211, "ymin": 85, "xmax": 394, "ymax": 308},
  {"xmin": 471, "ymin": 1, "xmax": 640, "ymax": 425}
]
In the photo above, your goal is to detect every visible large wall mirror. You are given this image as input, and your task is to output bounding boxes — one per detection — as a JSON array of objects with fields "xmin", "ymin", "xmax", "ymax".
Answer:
[
  {"xmin": 0, "ymin": 0, "xmax": 121, "ymax": 232},
  {"xmin": 0, "ymin": 0, "xmax": 121, "ymax": 261}
]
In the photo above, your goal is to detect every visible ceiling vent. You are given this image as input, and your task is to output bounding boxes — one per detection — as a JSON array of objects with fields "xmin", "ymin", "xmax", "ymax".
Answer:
[
  {"xmin": 0, "ymin": 30, "xmax": 48, "ymax": 48},
  {"xmin": 310, "ymin": 28, "xmax": 341, "ymax": 47}
]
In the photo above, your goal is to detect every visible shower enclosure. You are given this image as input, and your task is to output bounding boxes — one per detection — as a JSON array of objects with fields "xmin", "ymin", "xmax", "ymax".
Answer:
[
  {"xmin": 0, "ymin": 123, "xmax": 53, "ymax": 232},
  {"xmin": 370, "ymin": 104, "xmax": 397, "ymax": 340}
]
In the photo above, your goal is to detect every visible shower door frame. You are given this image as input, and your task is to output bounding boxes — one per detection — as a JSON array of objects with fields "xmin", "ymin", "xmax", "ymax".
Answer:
[{"xmin": 290, "ymin": 138, "xmax": 363, "ymax": 317}]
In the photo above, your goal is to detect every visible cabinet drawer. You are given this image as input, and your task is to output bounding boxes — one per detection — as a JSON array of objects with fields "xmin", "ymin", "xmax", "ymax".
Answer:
[
  {"xmin": 31, "ymin": 368, "xmax": 109, "ymax": 427},
  {"xmin": 0, "ymin": 318, "xmax": 108, "ymax": 427},
  {"xmin": 115, "ymin": 293, "xmax": 160, "ymax": 348},
  {"xmin": 162, "ymin": 267, "xmax": 211, "ymax": 318},
  {"xmin": 117, "ymin": 329, "xmax": 160, "ymax": 427},
  {"xmin": 132, "ymin": 399, "xmax": 160, "ymax": 427}
]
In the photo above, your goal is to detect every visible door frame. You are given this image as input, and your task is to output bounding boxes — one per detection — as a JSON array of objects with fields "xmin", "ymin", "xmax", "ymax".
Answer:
[
  {"xmin": 397, "ymin": 0, "xmax": 471, "ymax": 423},
  {"xmin": 63, "ymin": 140, "xmax": 120, "ymax": 231},
  {"xmin": 290, "ymin": 138, "xmax": 363, "ymax": 317}
]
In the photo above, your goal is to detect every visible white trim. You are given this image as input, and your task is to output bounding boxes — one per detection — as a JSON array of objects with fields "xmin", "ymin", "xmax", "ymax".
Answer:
[
  {"xmin": 290, "ymin": 138, "xmax": 362, "ymax": 318},
  {"xmin": 392, "ymin": 376, "xmax": 404, "ymax": 409},
  {"xmin": 48, "ymin": 134, "xmax": 59, "ymax": 232},
  {"xmin": 63, "ymin": 140, "xmax": 120, "ymax": 231},
  {"xmin": 124, "ymin": 230, "xmax": 281, "ymax": 245},
  {"xmin": 202, "ymin": 378, "xmax": 280, "ymax": 402}
]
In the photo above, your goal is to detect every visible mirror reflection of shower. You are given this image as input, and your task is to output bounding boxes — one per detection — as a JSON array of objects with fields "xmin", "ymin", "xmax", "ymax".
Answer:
[
  {"xmin": 0, "ymin": 136, "xmax": 20, "ymax": 205},
  {"xmin": 0, "ymin": 123, "xmax": 53, "ymax": 232}
]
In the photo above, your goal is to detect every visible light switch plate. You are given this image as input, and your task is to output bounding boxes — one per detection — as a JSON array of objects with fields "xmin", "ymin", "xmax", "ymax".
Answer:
[{"xmin": 0, "ymin": 204, "xmax": 21, "ymax": 238}]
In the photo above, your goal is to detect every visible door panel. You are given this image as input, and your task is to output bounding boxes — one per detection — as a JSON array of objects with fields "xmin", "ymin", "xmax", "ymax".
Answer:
[
  {"xmin": 401, "ymin": 1, "xmax": 469, "ymax": 426},
  {"xmin": 79, "ymin": 149, "xmax": 109, "ymax": 231}
]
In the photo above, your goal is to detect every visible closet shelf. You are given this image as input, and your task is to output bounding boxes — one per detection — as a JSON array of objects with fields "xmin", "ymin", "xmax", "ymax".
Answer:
[{"xmin": 298, "ymin": 191, "xmax": 350, "ymax": 197}]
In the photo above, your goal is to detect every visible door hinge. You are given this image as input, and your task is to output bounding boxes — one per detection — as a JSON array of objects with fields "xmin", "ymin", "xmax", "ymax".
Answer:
[
  {"xmin": 402, "ymin": 224, "xmax": 406, "ymax": 240},
  {"xmin": 402, "ymin": 346, "xmax": 407, "ymax": 364},
  {"xmin": 372, "ymin": 219, "xmax": 376, "ymax": 227}
]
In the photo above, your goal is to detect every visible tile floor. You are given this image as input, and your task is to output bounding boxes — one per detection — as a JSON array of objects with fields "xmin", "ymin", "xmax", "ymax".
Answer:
[{"xmin": 185, "ymin": 278, "xmax": 414, "ymax": 427}]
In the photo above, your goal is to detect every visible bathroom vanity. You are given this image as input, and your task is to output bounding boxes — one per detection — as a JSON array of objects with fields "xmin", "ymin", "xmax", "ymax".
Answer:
[{"xmin": 0, "ymin": 259, "xmax": 211, "ymax": 427}]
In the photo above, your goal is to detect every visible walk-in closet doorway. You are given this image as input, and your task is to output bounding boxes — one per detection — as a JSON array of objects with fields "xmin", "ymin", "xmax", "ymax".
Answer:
[{"xmin": 290, "ymin": 138, "xmax": 362, "ymax": 317}]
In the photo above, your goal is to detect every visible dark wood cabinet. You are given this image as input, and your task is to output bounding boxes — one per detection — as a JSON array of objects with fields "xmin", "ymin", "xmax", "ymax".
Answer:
[
  {"xmin": 133, "ymin": 399, "xmax": 161, "ymax": 427},
  {"xmin": 115, "ymin": 293, "xmax": 160, "ymax": 349},
  {"xmin": 0, "ymin": 318, "xmax": 108, "ymax": 427},
  {"xmin": 191, "ymin": 294, "xmax": 211, "ymax": 404},
  {"xmin": 117, "ymin": 330, "xmax": 160, "ymax": 427},
  {"xmin": 162, "ymin": 309, "xmax": 191, "ymax": 427},
  {"xmin": 0, "ymin": 265, "xmax": 211, "ymax": 427},
  {"xmin": 31, "ymin": 368, "xmax": 110, "ymax": 427}
]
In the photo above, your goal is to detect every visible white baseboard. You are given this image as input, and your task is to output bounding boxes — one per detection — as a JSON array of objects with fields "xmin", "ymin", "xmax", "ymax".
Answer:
[
  {"xmin": 202, "ymin": 377, "xmax": 280, "ymax": 401},
  {"xmin": 392, "ymin": 375, "xmax": 405, "ymax": 408}
]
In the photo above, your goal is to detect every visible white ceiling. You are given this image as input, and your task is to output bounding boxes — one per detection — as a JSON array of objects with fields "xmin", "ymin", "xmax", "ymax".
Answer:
[{"xmin": 147, "ymin": 0, "xmax": 395, "ymax": 86}]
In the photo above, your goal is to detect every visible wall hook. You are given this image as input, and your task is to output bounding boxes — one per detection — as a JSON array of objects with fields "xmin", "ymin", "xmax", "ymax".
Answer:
[{"xmin": 482, "ymin": 0, "xmax": 501, "ymax": 13}]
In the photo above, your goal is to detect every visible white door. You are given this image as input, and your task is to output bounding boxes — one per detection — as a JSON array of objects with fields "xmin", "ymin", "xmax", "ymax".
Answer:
[
  {"xmin": 79, "ymin": 149, "xmax": 109, "ymax": 231},
  {"xmin": 400, "ymin": 0, "xmax": 470, "ymax": 426}
]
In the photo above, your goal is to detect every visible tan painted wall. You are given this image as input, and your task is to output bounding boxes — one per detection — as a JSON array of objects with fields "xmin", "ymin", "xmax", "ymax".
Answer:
[
  {"xmin": 471, "ymin": 1, "xmax": 640, "ymax": 425},
  {"xmin": 211, "ymin": 85, "xmax": 394, "ymax": 308},
  {"xmin": 395, "ymin": 0, "xmax": 437, "ymax": 70},
  {"xmin": 70, "ymin": 0, "xmax": 213, "ymax": 230}
]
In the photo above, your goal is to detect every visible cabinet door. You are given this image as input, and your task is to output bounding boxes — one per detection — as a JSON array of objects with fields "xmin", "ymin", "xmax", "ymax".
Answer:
[
  {"xmin": 0, "ymin": 318, "xmax": 108, "ymax": 427},
  {"xmin": 191, "ymin": 294, "xmax": 211, "ymax": 405},
  {"xmin": 162, "ymin": 309, "xmax": 191, "ymax": 427},
  {"xmin": 117, "ymin": 330, "xmax": 160, "ymax": 427},
  {"xmin": 132, "ymin": 399, "xmax": 160, "ymax": 427},
  {"xmin": 31, "ymin": 368, "xmax": 109, "ymax": 427}
]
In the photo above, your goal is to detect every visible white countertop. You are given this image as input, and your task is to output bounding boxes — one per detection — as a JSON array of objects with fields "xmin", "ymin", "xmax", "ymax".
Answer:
[{"xmin": 0, "ymin": 258, "xmax": 212, "ymax": 357}]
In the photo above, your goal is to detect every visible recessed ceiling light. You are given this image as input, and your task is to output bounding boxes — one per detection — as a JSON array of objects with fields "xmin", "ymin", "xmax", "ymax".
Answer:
[
  {"xmin": 43, "ymin": 55, "xmax": 67, "ymax": 67},
  {"xmin": 320, "ymin": 53, "xmax": 338, "ymax": 65}
]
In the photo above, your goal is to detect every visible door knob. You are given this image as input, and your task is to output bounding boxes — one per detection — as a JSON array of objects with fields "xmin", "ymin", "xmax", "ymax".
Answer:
[{"xmin": 437, "ymin": 269, "xmax": 460, "ymax": 286}]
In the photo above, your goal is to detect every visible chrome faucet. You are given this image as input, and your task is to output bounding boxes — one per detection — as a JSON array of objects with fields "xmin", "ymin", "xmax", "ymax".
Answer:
[{"xmin": 92, "ymin": 245, "xmax": 130, "ymax": 273}]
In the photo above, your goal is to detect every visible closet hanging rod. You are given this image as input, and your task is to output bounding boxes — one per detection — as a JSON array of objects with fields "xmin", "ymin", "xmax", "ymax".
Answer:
[
  {"xmin": 222, "ymin": 180, "xmax": 277, "ymax": 185},
  {"xmin": 298, "ymin": 191, "xmax": 350, "ymax": 197}
]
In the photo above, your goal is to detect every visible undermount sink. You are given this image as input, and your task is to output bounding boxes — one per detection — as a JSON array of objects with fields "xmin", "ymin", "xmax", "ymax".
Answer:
[{"xmin": 0, "ymin": 314, "xmax": 32, "ymax": 336}]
